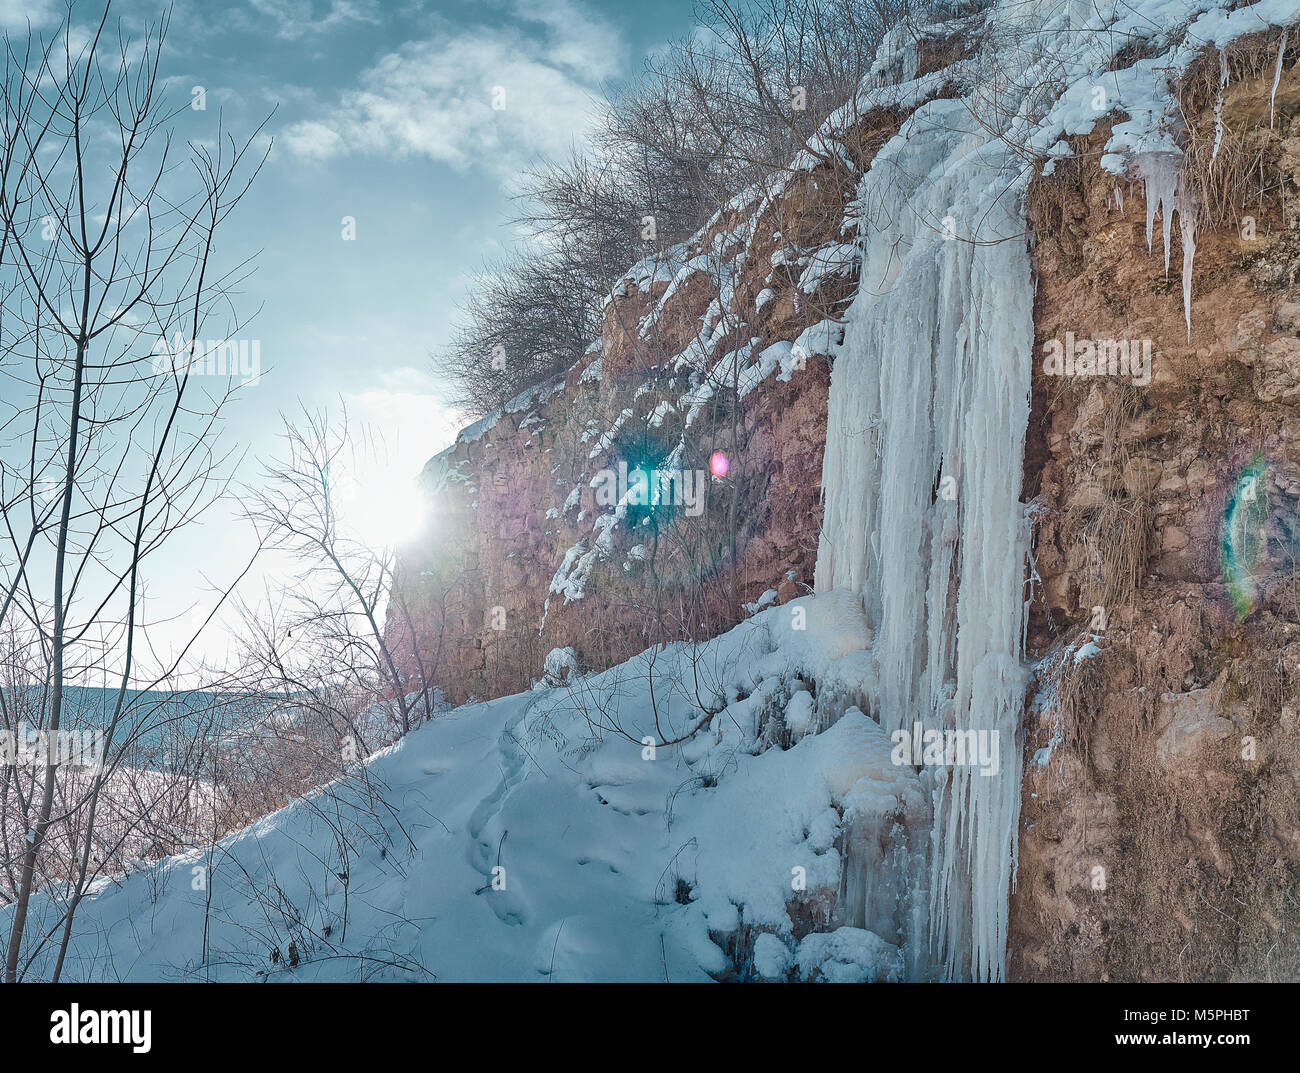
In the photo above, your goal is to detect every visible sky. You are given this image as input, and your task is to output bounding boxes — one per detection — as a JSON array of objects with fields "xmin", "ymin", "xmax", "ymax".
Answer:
[{"xmin": 0, "ymin": 0, "xmax": 697, "ymax": 676}]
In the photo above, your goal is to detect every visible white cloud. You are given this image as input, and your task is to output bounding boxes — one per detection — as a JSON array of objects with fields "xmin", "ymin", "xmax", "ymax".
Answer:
[
  {"xmin": 249, "ymin": 0, "xmax": 380, "ymax": 41},
  {"xmin": 511, "ymin": 0, "xmax": 623, "ymax": 79},
  {"xmin": 282, "ymin": 119, "xmax": 346, "ymax": 158},
  {"xmin": 0, "ymin": 0, "xmax": 56, "ymax": 30},
  {"xmin": 282, "ymin": 0, "xmax": 624, "ymax": 176}
]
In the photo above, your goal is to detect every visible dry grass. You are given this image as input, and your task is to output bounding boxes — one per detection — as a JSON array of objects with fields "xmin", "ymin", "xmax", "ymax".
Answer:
[
  {"xmin": 1177, "ymin": 29, "xmax": 1300, "ymax": 233},
  {"xmin": 1044, "ymin": 639, "xmax": 1116, "ymax": 767},
  {"xmin": 915, "ymin": 27, "xmax": 980, "ymax": 79},
  {"xmin": 1059, "ymin": 383, "xmax": 1155, "ymax": 617}
]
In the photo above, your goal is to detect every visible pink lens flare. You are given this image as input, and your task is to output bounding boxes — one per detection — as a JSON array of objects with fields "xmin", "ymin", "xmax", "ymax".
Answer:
[{"xmin": 709, "ymin": 451, "xmax": 729, "ymax": 478}]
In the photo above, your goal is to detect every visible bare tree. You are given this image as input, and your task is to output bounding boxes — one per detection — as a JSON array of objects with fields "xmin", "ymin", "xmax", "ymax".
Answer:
[
  {"xmin": 240, "ymin": 408, "xmax": 439, "ymax": 753},
  {"xmin": 439, "ymin": 0, "xmax": 904, "ymax": 415},
  {"xmin": 0, "ymin": 3, "xmax": 267, "ymax": 981}
]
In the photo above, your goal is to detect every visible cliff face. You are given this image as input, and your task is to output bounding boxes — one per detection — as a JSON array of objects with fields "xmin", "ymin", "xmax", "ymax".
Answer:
[
  {"xmin": 1012, "ymin": 42, "xmax": 1300, "ymax": 981},
  {"xmin": 390, "ymin": 17, "xmax": 1300, "ymax": 980}
]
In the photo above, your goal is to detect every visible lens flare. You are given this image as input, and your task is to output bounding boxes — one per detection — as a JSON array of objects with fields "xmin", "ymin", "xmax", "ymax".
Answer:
[
  {"xmin": 1223, "ymin": 454, "xmax": 1270, "ymax": 619},
  {"xmin": 709, "ymin": 451, "xmax": 729, "ymax": 478}
]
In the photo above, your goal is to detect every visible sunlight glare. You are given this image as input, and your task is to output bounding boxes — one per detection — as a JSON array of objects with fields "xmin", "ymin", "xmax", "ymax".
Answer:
[{"xmin": 338, "ymin": 462, "xmax": 428, "ymax": 549}]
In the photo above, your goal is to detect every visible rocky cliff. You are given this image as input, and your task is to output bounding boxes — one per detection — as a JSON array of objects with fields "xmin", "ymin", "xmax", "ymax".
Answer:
[
  {"xmin": 389, "ymin": 102, "xmax": 918, "ymax": 705},
  {"xmin": 1013, "ymin": 31, "xmax": 1300, "ymax": 981}
]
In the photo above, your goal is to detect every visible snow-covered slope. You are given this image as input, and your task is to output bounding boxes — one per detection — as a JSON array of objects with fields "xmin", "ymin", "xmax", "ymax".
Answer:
[{"xmin": 18, "ymin": 592, "xmax": 930, "ymax": 982}]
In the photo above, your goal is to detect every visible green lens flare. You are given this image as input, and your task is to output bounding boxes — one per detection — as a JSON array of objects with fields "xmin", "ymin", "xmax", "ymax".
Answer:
[{"xmin": 1222, "ymin": 455, "xmax": 1269, "ymax": 619}]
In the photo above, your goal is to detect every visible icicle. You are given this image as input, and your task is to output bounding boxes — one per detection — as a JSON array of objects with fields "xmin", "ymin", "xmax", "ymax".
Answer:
[
  {"xmin": 1179, "ymin": 174, "xmax": 1197, "ymax": 342},
  {"xmin": 1211, "ymin": 50, "xmax": 1228, "ymax": 162},
  {"xmin": 1137, "ymin": 153, "xmax": 1180, "ymax": 277},
  {"xmin": 1113, "ymin": 183, "xmax": 1123, "ymax": 211},
  {"xmin": 1271, "ymin": 29, "xmax": 1288, "ymax": 129},
  {"xmin": 1137, "ymin": 154, "xmax": 1196, "ymax": 341}
]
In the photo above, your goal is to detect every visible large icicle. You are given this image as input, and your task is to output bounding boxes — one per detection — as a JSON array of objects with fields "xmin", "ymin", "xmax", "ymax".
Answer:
[
  {"xmin": 1212, "ymin": 49, "xmax": 1228, "ymax": 161},
  {"xmin": 1135, "ymin": 153, "xmax": 1197, "ymax": 340},
  {"xmin": 1272, "ymin": 29, "xmax": 1288, "ymax": 128}
]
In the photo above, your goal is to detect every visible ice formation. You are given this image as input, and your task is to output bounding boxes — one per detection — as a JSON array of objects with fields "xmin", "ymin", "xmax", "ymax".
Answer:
[
  {"xmin": 815, "ymin": 87, "xmax": 1033, "ymax": 980},
  {"xmin": 816, "ymin": 0, "xmax": 1295, "ymax": 980},
  {"xmin": 1272, "ymin": 29, "xmax": 1289, "ymax": 127}
]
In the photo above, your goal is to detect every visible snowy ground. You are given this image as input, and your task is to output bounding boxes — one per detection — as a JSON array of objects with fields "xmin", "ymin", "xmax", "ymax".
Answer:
[{"xmin": 10, "ymin": 592, "xmax": 926, "ymax": 982}]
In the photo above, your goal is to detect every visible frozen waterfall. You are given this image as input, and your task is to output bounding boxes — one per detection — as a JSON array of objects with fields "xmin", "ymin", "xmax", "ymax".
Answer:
[{"xmin": 814, "ymin": 96, "xmax": 1034, "ymax": 982}]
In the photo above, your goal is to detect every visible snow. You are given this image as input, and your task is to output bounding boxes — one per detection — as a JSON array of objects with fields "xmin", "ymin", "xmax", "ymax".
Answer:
[
  {"xmin": 752, "ymin": 931, "xmax": 793, "ymax": 979},
  {"xmin": 794, "ymin": 926, "xmax": 903, "ymax": 982},
  {"xmin": 791, "ymin": 319, "xmax": 845, "ymax": 367},
  {"xmin": 6, "ymin": 593, "xmax": 929, "ymax": 983},
  {"xmin": 458, "ymin": 377, "xmax": 567, "ymax": 448},
  {"xmin": 610, "ymin": 246, "xmax": 688, "ymax": 301},
  {"xmin": 1073, "ymin": 640, "xmax": 1102, "ymax": 663},
  {"xmin": 549, "ymin": 514, "xmax": 618, "ymax": 604},
  {"xmin": 540, "ymin": 646, "xmax": 579, "ymax": 686},
  {"xmin": 588, "ymin": 408, "xmax": 632, "ymax": 459},
  {"xmin": 736, "ymin": 341, "xmax": 799, "ymax": 397},
  {"xmin": 457, "ymin": 412, "xmax": 500, "ymax": 445},
  {"xmin": 798, "ymin": 241, "xmax": 860, "ymax": 293}
]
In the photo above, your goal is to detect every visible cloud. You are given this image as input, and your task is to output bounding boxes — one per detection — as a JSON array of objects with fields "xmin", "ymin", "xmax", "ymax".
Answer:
[
  {"xmin": 511, "ymin": 0, "xmax": 623, "ymax": 79},
  {"xmin": 248, "ymin": 0, "xmax": 380, "ymax": 41},
  {"xmin": 282, "ymin": 119, "xmax": 346, "ymax": 158},
  {"xmin": 281, "ymin": 0, "xmax": 624, "ymax": 177},
  {"xmin": 0, "ymin": 0, "xmax": 57, "ymax": 30}
]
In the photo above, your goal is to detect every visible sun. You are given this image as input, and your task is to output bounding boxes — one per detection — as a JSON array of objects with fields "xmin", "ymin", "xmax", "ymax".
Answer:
[{"xmin": 338, "ymin": 464, "xmax": 429, "ymax": 549}]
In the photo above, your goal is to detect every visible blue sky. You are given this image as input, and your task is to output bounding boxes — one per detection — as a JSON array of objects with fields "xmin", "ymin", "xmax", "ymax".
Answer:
[
  {"xmin": 0, "ymin": 0, "xmax": 696, "ymax": 674},
  {"xmin": 148, "ymin": 0, "xmax": 695, "ymax": 462}
]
